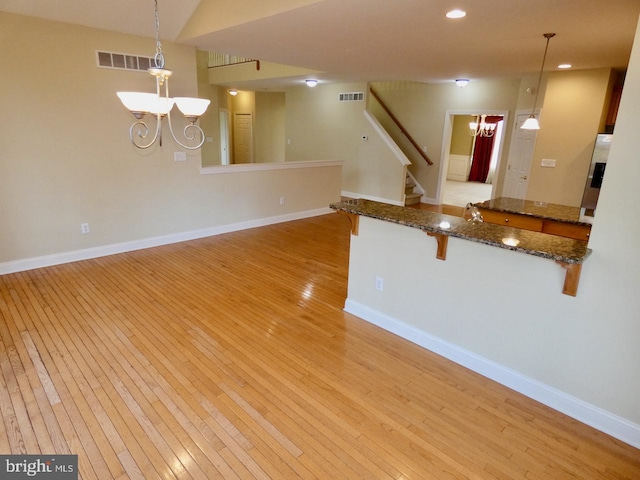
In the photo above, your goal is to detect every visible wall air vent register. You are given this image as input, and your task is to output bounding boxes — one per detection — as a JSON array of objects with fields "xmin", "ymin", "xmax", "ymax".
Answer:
[
  {"xmin": 96, "ymin": 51, "xmax": 154, "ymax": 72},
  {"xmin": 338, "ymin": 92, "xmax": 365, "ymax": 102}
]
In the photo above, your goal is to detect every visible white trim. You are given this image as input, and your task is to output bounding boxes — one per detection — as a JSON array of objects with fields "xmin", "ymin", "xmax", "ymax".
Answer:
[
  {"xmin": 344, "ymin": 299, "xmax": 640, "ymax": 450},
  {"xmin": 363, "ymin": 110, "xmax": 411, "ymax": 166},
  {"xmin": 340, "ymin": 190, "xmax": 404, "ymax": 207},
  {"xmin": 0, "ymin": 207, "xmax": 332, "ymax": 276},
  {"xmin": 200, "ymin": 159, "xmax": 342, "ymax": 175}
]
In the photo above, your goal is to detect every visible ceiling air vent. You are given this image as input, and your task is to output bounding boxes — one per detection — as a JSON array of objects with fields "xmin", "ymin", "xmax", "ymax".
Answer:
[
  {"xmin": 96, "ymin": 51, "xmax": 154, "ymax": 72},
  {"xmin": 338, "ymin": 92, "xmax": 364, "ymax": 102}
]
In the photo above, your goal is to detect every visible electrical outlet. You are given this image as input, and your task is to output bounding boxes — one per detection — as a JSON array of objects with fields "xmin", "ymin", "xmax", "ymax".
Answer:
[
  {"xmin": 375, "ymin": 276, "xmax": 384, "ymax": 291},
  {"xmin": 174, "ymin": 151, "xmax": 187, "ymax": 162},
  {"xmin": 280, "ymin": 196, "xmax": 285, "ymax": 205},
  {"xmin": 81, "ymin": 223, "xmax": 90, "ymax": 234}
]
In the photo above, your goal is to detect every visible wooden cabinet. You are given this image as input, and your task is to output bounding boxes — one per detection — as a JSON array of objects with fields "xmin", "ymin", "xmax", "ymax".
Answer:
[
  {"xmin": 478, "ymin": 208, "xmax": 591, "ymax": 241},
  {"xmin": 541, "ymin": 221, "xmax": 591, "ymax": 241},
  {"xmin": 479, "ymin": 209, "xmax": 544, "ymax": 231}
]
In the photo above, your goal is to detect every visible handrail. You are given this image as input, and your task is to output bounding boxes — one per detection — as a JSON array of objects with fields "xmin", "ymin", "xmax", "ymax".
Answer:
[
  {"xmin": 208, "ymin": 59, "xmax": 260, "ymax": 71},
  {"xmin": 369, "ymin": 87, "xmax": 433, "ymax": 165}
]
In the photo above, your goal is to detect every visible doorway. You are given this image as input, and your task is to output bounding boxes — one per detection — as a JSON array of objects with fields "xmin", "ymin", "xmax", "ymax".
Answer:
[{"xmin": 437, "ymin": 110, "xmax": 509, "ymax": 206}]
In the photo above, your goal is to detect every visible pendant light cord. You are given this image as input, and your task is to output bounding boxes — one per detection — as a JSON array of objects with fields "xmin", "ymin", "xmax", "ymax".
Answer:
[{"xmin": 530, "ymin": 33, "xmax": 555, "ymax": 115}]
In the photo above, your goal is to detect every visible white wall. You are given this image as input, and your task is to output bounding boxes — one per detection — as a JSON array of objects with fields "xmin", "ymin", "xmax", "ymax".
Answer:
[{"xmin": 344, "ymin": 17, "xmax": 640, "ymax": 448}]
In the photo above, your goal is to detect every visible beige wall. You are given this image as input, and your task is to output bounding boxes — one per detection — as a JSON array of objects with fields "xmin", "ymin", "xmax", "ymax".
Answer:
[
  {"xmin": 0, "ymin": 12, "xmax": 341, "ymax": 266},
  {"xmin": 344, "ymin": 17, "xmax": 640, "ymax": 442},
  {"xmin": 369, "ymin": 80, "xmax": 521, "ymax": 200},
  {"xmin": 526, "ymin": 68, "xmax": 612, "ymax": 205},
  {"xmin": 450, "ymin": 116, "xmax": 475, "ymax": 156},
  {"xmin": 255, "ymin": 92, "xmax": 286, "ymax": 163},
  {"xmin": 284, "ymin": 82, "xmax": 407, "ymax": 203},
  {"xmin": 196, "ymin": 50, "xmax": 225, "ymax": 167}
]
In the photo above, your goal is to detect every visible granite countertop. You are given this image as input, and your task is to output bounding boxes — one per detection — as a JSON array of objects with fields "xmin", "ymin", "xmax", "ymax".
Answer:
[
  {"xmin": 473, "ymin": 197, "xmax": 592, "ymax": 226},
  {"xmin": 330, "ymin": 199, "xmax": 591, "ymax": 265}
]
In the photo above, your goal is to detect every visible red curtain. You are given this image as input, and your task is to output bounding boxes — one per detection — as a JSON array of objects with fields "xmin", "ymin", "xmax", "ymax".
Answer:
[{"xmin": 468, "ymin": 116, "xmax": 503, "ymax": 183}]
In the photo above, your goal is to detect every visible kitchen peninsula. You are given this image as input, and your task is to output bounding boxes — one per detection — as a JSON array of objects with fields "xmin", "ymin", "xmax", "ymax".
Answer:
[{"xmin": 331, "ymin": 198, "xmax": 591, "ymax": 296}]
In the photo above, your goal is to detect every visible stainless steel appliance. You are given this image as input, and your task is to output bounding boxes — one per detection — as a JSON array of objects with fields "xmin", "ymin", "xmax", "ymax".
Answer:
[{"xmin": 581, "ymin": 134, "xmax": 613, "ymax": 216}]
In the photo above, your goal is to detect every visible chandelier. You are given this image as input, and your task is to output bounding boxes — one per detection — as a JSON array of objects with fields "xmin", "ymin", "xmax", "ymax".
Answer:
[
  {"xmin": 117, "ymin": 0, "xmax": 210, "ymax": 150},
  {"xmin": 521, "ymin": 33, "xmax": 556, "ymax": 130},
  {"xmin": 469, "ymin": 114, "xmax": 496, "ymax": 137}
]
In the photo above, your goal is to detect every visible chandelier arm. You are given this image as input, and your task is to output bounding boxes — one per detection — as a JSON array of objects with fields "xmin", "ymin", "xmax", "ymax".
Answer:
[
  {"xmin": 128, "ymin": 116, "xmax": 162, "ymax": 150},
  {"xmin": 165, "ymin": 111, "xmax": 206, "ymax": 150}
]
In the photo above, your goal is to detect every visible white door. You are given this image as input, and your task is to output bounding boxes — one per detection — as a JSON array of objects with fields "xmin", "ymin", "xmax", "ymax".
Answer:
[
  {"xmin": 503, "ymin": 113, "xmax": 538, "ymax": 199},
  {"xmin": 233, "ymin": 113, "xmax": 253, "ymax": 164},
  {"xmin": 219, "ymin": 109, "xmax": 230, "ymax": 165}
]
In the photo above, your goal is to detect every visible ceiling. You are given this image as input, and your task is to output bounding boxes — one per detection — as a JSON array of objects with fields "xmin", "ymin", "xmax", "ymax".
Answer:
[{"xmin": 2, "ymin": 0, "xmax": 639, "ymax": 89}]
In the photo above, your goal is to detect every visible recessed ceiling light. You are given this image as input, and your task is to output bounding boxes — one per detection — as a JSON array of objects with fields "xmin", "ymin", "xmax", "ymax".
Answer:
[
  {"xmin": 558, "ymin": 64, "xmax": 572, "ymax": 69},
  {"xmin": 446, "ymin": 9, "xmax": 466, "ymax": 19}
]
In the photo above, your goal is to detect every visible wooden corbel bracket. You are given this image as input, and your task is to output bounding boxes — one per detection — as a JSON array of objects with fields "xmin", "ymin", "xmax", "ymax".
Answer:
[
  {"xmin": 426, "ymin": 232, "xmax": 448, "ymax": 260},
  {"xmin": 336, "ymin": 211, "xmax": 359, "ymax": 235},
  {"xmin": 556, "ymin": 261, "xmax": 582, "ymax": 297}
]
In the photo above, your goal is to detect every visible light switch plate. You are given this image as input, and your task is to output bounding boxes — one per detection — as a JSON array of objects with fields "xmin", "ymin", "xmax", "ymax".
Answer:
[
  {"xmin": 174, "ymin": 151, "xmax": 187, "ymax": 162},
  {"xmin": 541, "ymin": 158, "xmax": 556, "ymax": 167}
]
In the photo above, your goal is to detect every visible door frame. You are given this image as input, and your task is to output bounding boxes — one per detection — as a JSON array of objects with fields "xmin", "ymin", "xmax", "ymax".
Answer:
[
  {"xmin": 435, "ymin": 109, "xmax": 509, "ymax": 205},
  {"xmin": 219, "ymin": 108, "xmax": 230, "ymax": 165}
]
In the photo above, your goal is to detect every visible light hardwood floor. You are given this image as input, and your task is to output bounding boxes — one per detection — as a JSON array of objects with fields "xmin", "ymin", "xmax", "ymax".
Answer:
[{"xmin": 0, "ymin": 214, "xmax": 638, "ymax": 479}]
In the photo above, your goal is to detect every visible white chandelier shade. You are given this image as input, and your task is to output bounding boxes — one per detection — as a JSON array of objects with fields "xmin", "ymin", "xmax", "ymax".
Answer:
[
  {"xmin": 117, "ymin": 92, "xmax": 176, "ymax": 117},
  {"xmin": 174, "ymin": 97, "xmax": 211, "ymax": 118}
]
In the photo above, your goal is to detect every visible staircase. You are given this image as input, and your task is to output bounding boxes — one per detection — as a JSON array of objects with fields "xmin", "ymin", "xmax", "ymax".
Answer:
[{"xmin": 404, "ymin": 176, "xmax": 422, "ymax": 206}]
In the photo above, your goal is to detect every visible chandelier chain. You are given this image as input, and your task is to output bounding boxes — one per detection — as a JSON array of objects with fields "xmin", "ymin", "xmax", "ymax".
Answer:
[{"xmin": 153, "ymin": 0, "xmax": 164, "ymax": 69}]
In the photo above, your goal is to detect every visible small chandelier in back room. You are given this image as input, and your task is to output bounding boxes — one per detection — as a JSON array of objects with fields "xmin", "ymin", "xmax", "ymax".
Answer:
[
  {"xmin": 469, "ymin": 114, "xmax": 496, "ymax": 137},
  {"xmin": 116, "ymin": 0, "xmax": 210, "ymax": 150}
]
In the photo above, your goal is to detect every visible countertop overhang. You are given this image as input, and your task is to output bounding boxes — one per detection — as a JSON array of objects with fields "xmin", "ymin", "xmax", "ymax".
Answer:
[{"xmin": 331, "ymin": 199, "xmax": 591, "ymax": 296}]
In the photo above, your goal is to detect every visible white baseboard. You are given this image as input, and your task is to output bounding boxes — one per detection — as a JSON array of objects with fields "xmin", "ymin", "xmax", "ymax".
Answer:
[
  {"xmin": 0, "ymin": 207, "xmax": 333, "ymax": 276},
  {"xmin": 344, "ymin": 298, "xmax": 640, "ymax": 449}
]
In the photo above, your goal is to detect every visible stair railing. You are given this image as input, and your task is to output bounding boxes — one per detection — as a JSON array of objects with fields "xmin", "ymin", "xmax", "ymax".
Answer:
[{"xmin": 369, "ymin": 87, "xmax": 433, "ymax": 165}]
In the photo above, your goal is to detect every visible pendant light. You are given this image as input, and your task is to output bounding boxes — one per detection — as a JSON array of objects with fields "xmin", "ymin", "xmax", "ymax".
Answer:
[{"xmin": 521, "ymin": 33, "xmax": 556, "ymax": 130}]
